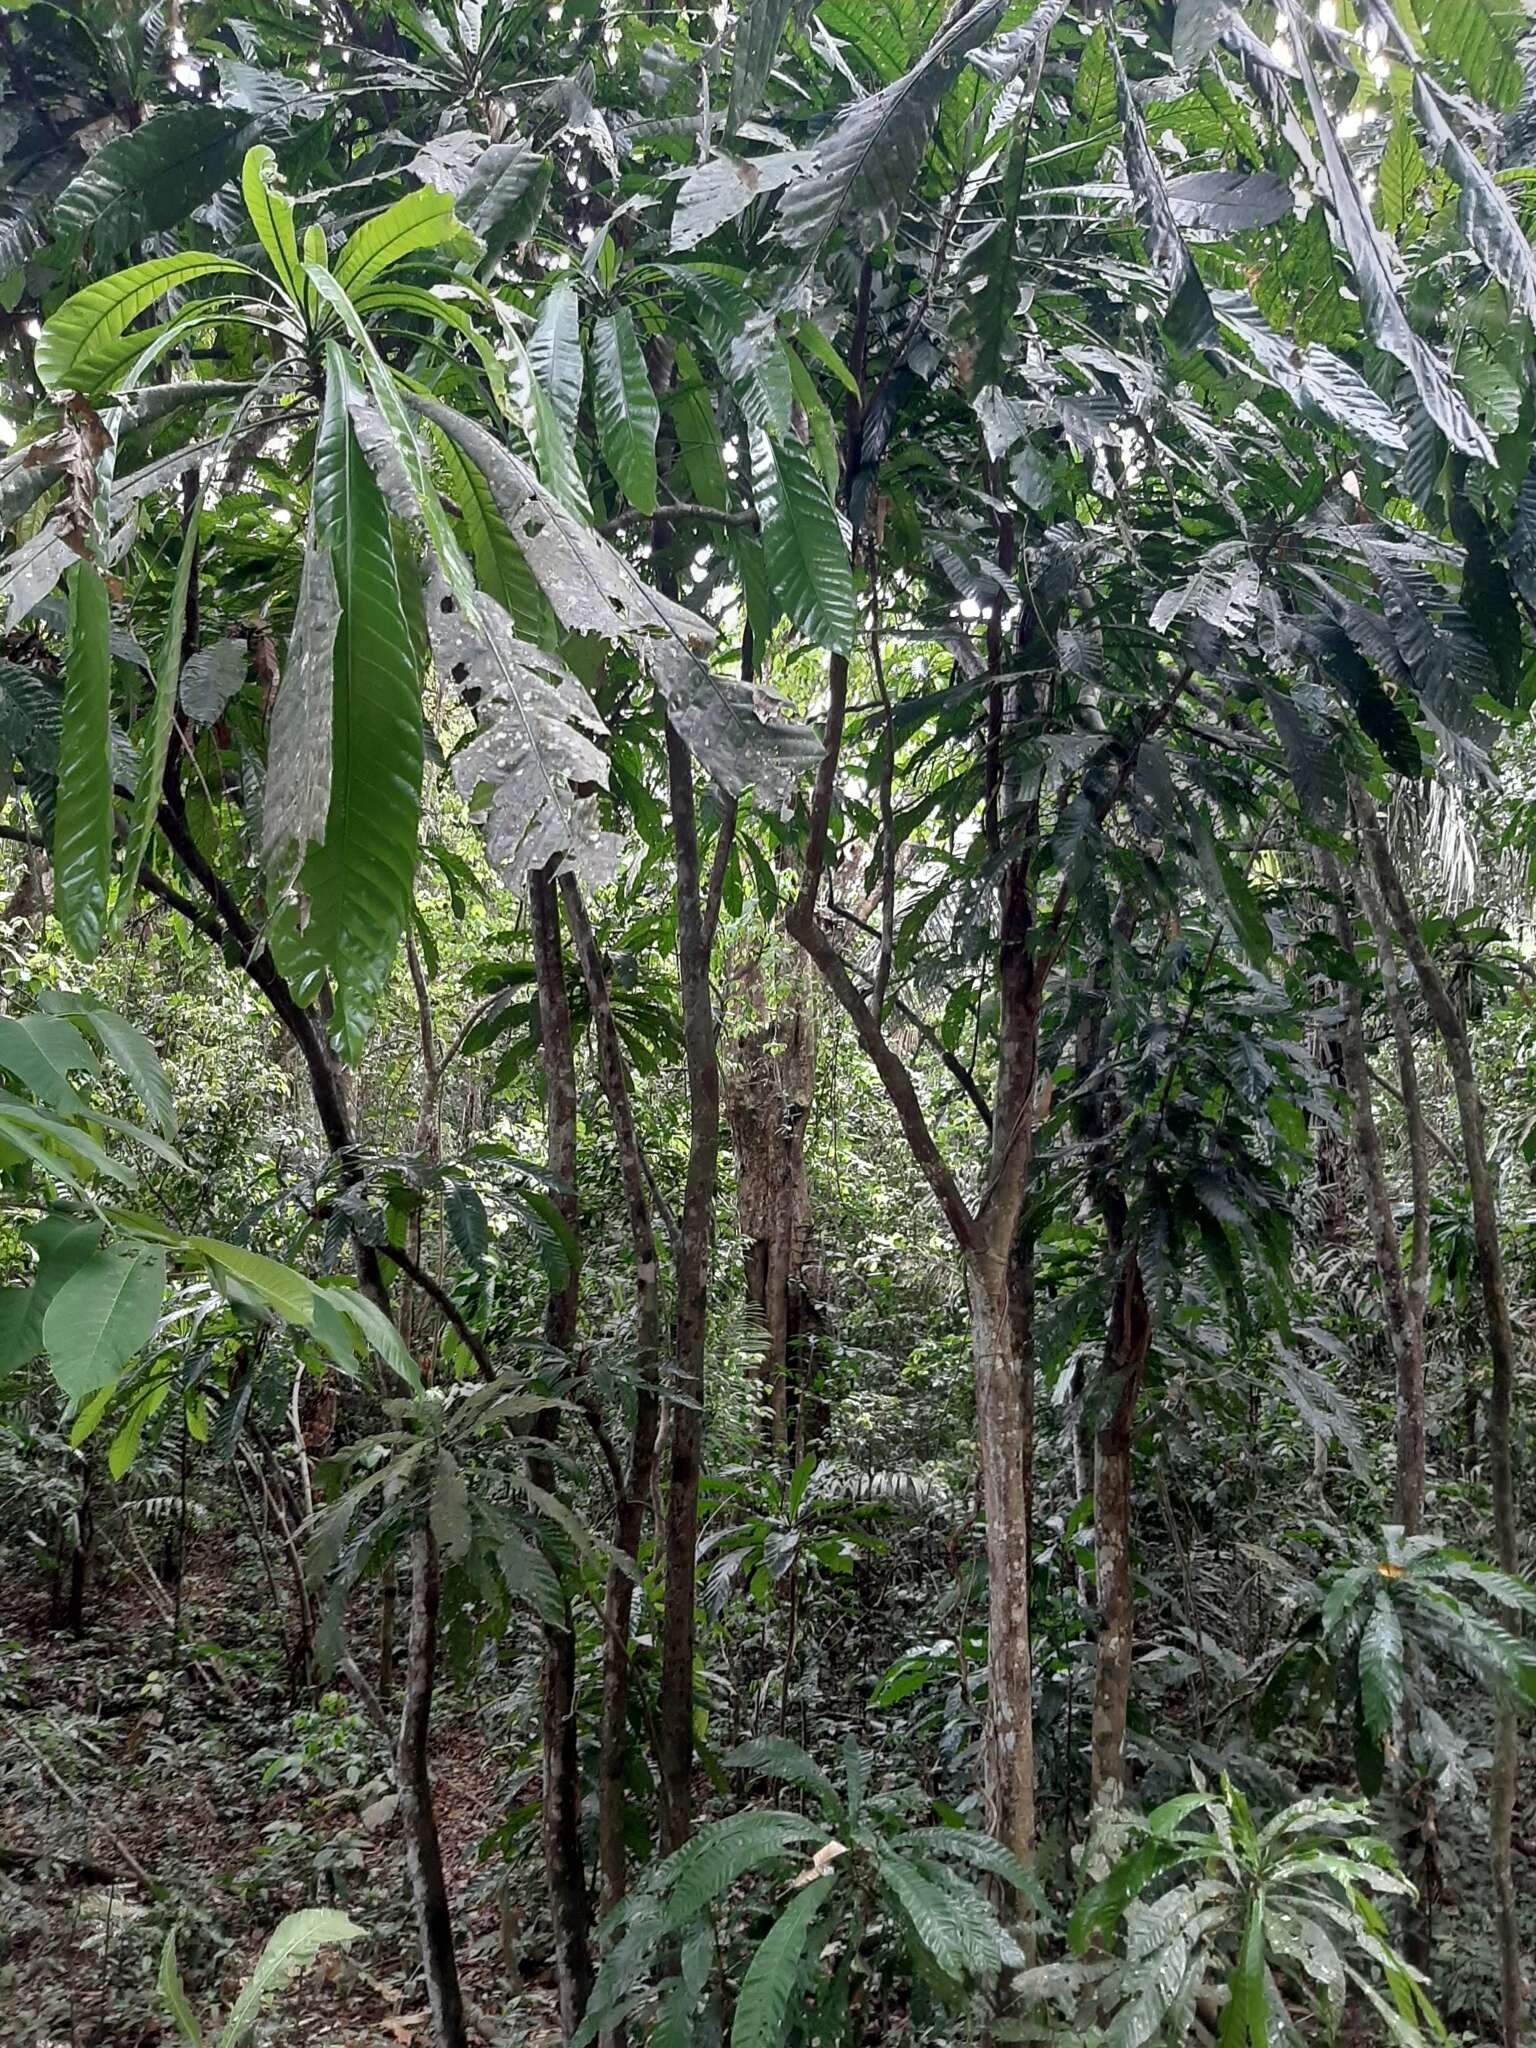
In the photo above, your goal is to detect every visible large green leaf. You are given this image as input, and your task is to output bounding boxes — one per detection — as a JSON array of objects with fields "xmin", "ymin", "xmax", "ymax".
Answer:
[
  {"xmin": 35, "ymin": 253, "xmax": 250, "ymax": 395},
  {"xmin": 591, "ymin": 309, "xmax": 660, "ymax": 513},
  {"xmin": 42, "ymin": 1241, "xmax": 165, "ymax": 1401},
  {"xmin": 1110, "ymin": 29, "xmax": 1216, "ymax": 350},
  {"xmin": 528, "ymin": 280, "xmax": 584, "ymax": 436},
  {"xmin": 52, "ymin": 561, "xmax": 112, "ymax": 960},
  {"xmin": 113, "ymin": 485, "xmax": 204, "ymax": 930},
  {"xmin": 750, "ymin": 428, "xmax": 856, "ymax": 652},
  {"xmin": 0, "ymin": 1014, "xmax": 99, "ymax": 1116},
  {"xmin": 51, "ymin": 106, "xmax": 249, "ymax": 266},
  {"xmin": 298, "ymin": 362, "xmax": 424, "ymax": 1059},
  {"xmin": 262, "ymin": 538, "xmax": 336, "ymax": 890},
  {"xmin": 216, "ymin": 1911, "xmax": 363, "ymax": 2048},
  {"xmin": 241, "ymin": 144, "xmax": 308, "ymax": 310},
  {"xmin": 731, "ymin": 1874, "xmax": 836, "ymax": 2048},
  {"xmin": 332, "ymin": 184, "xmax": 464, "ymax": 297},
  {"xmin": 1357, "ymin": 1592, "xmax": 1406, "ymax": 1741},
  {"xmin": 774, "ymin": 0, "xmax": 1007, "ymax": 256},
  {"xmin": 726, "ymin": 0, "xmax": 795, "ymax": 135}
]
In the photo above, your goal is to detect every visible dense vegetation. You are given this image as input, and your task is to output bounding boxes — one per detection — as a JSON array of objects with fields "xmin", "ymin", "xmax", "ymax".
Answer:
[{"xmin": 2, "ymin": 0, "xmax": 1535, "ymax": 2042}]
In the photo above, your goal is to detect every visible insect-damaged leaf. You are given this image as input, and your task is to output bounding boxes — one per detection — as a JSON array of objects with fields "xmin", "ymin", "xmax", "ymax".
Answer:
[{"xmin": 429, "ymin": 568, "xmax": 622, "ymax": 890}]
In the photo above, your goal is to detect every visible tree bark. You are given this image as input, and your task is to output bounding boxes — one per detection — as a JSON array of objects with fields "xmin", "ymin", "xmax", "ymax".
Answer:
[
  {"xmin": 1323, "ymin": 850, "xmax": 1426, "ymax": 1536},
  {"xmin": 397, "ymin": 1527, "xmax": 469, "ymax": 2048},
  {"xmin": 656, "ymin": 717, "xmax": 721, "ymax": 1851},
  {"xmin": 529, "ymin": 865, "xmax": 593, "ymax": 2040},
  {"xmin": 1355, "ymin": 785, "xmax": 1523, "ymax": 2048},
  {"xmin": 1089, "ymin": 1247, "xmax": 1149, "ymax": 1807},
  {"xmin": 560, "ymin": 874, "xmax": 663, "ymax": 1929}
]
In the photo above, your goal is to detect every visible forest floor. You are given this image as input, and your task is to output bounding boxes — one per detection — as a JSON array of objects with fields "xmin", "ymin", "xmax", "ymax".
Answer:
[{"xmin": 0, "ymin": 1534, "xmax": 558, "ymax": 2048}]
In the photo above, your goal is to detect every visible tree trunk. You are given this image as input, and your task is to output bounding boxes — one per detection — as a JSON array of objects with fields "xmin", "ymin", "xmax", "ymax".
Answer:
[
  {"xmin": 657, "ymin": 717, "xmax": 721, "ymax": 1851},
  {"xmin": 397, "ymin": 1527, "xmax": 469, "ymax": 2048},
  {"xmin": 1355, "ymin": 786, "xmax": 1523, "ymax": 2048},
  {"xmin": 967, "ymin": 1258, "xmax": 1036, "ymax": 1873},
  {"xmin": 1089, "ymin": 1248, "xmax": 1149, "ymax": 1808},
  {"xmin": 529, "ymin": 865, "xmax": 593, "ymax": 2039},
  {"xmin": 1323, "ymin": 851, "xmax": 1426, "ymax": 1536},
  {"xmin": 560, "ymin": 874, "xmax": 663, "ymax": 1931}
]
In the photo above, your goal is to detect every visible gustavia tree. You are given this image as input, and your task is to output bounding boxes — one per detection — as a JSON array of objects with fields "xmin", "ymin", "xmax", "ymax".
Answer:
[{"xmin": 1, "ymin": 0, "xmax": 1534, "ymax": 2044}]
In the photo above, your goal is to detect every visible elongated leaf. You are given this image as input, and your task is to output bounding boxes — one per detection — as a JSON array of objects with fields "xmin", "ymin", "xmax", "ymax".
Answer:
[
  {"xmin": 1171, "ymin": 0, "xmax": 1229, "ymax": 70},
  {"xmin": 1376, "ymin": 113, "xmax": 1426, "ymax": 236},
  {"xmin": 1414, "ymin": 75, "xmax": 1536, "ymax": 325},
  {"xmin": 36, "ymin": 254, "xmax": 250, "ymax": 396},
  {"xmin": 333, "ymin": 184, "xmax": 463, "ymax": 296},
  {"xmin": 42, "ymin": 1242, "xmax": 165, "ymax": 1401},
  {"xmin": 750, "ymin": 427, "xmax": 855, "ymax": 652},
  {"xmin": 731, "ymin": 1875, "xmax": 835, "ymax": 2048},
  {"xmin": 775, "ymin": 0, "xmax": 1007, "ymax": 256},
  {"xmin": 241, "ymin": 143, "xmax": 308, "ymax": 309},
  {"xmin": 1165, "ymin": 169, "xmax": 1292, "ymax": 231},
  {"xmin": 1358, "ymin": 1592, "xmax": 1405, "ymax": 1740},
  {"xmin": 187, "ymin": 1237, "xmax": 315, "ymax": 1324},
  {"xmin": 113, "ymin": 490, "xmax": 204, "ymax": 929},
  {"xmin": 1212, "ymin": 290, "xmax": 1406, "ymax": 455},
  {"xmin": 263, "ymin": 540, "xmax": 337, "ymax": 889},
  {"xmin": 300, "ymin": 366, "xmax": 424, "ymax": 1060},
  {"xmin": 457, "ymin": 142, "xmax": 552, "ymax": 263},
  {"xmin": 726, "ymin": 1736, "xmax": 844, "ymax": 1822},
  {"xmin": 0, "ymin": 1015, "xmax": 98, "ymax": 1116},
  {"xmin": 51, "ymin": 106, "xmax": 248, "ymax": 266},
  {"xmin": 1110, "ymin": 31, "xmax": 1217, "ymax": 349},
  {"xmin": 53, "ymin": 562, "xmax": 112, "ymax": 960},
  {"xmin": 431, "ymin": 569, "xmax": 622, "ymax": 887},
  {"xmin": 217, "ymin": 1910, "xmax": 363, "ymax": 2048},
  {"xmin": 663, "ymin": 1812, "xmax": 827, "ymax": 1929},
  {"xmin": 591, "ymin": 309, "xmax": 660, "ymax": 513},
  {"xmin": 1282, "ymin": 0, "xmax": 1492, "ymax": 459},
  {"xmin": 528, "ymin": 281, "xmax": 584, "ymax": 436},
  {"xmin": 726, "ymin": 0, "xmax": 795, "ymax": 135},
  {"xmin": 157, "ymin": 1932, "xmax": 205, "ymax": 2047},
  {"xmin": 670, "ymin": 269, "xmax": 793, "ymax": 435}
]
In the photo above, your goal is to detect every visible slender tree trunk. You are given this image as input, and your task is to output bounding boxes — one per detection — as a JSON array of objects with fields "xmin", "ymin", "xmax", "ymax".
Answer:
[
  {"xmin": 560, "ymin": 874, "xmax": 663, "ymax": 1932},
  {"xmin": 529, "ymin": 866, "xmax": 593, "ymax": 2039},
  {"xmin": 1356, "ymin": 786, "xmax": 1523, "ymax": 2048},
  {"xmin": 657, "ymin": 717, "xmax": 721, "ymax": 1851},
  {"xmin": 967, "ymin": 1258, "xmax": 1037, "ymax": 1873},
  {"xmin": 1323, "ymin": 852, "xmax": 1426, "ymax": 1534},
  {"xmin": 397, "ymin": 1527, "xmax": 469, "ymax": 2048},
  {"xmin": 1089, "ymin": 1248, "xmax": 1149, "ymax": 1807},
  {"xmin": 1355, "ymin": 852, "xmax": 1430, "ymax": 1534}
]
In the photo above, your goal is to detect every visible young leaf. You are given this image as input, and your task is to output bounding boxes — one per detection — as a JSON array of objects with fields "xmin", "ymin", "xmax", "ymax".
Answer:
[
  {"xmin": 333, "ymin": 185, "xmax": 464, "ymax": 297},
  {"xmin": 216, "ymin": 1911, "xmax": 363, "ymax": 2048},
  {"xmin": 157, "ymin": 1932, "xmax": 205, "ymax": 2047}
]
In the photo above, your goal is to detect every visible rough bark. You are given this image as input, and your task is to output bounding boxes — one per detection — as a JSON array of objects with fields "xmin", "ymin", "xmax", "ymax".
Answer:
[
  {"xmin": 397, "ymin": 1527, "xmax": 469, "ymax": 2048},
  {"xmin": 528, "ymin": 864, "xmax": 594, "ymax": 2038},
  {"xmin": 656, "ymin": 717, "xmax": 722, "ymax": 1850},
  {"xmin": 1355, "ymin": 785, "xmax": 1523, "ymax": 2048},
  {"xmin": 560, "ymin": 873, "xmax": 663, "ymax": 1927}
]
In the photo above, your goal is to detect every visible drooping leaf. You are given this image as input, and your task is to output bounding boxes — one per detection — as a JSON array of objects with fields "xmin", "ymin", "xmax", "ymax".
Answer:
[
  {"xmin": 528, "ymin": 280, "xmax": 584, "ymax": 437},
  {"xmin": 1357, "ymin": 1593, "xmax": 1405, "ymax": 1742},
  {"xmin": 35, "ymin": 253, "xmax": 251, "ymax": 396},
  {"xmin": 42, "ymin": 1242, "xmax": 165, "ymax": 1401},
  {"xmin": 51, "ymin": 106, "xmax": 249, "ymax": 267},
  {"xmin": 1282, "ymin": 0, "xmax": 1492, "ymax": 459},
  {"xmin": 1414, "ymin": 75, "xmax": 1536, "ymax": 326},
  {"xmin": 263, "ymin": 540, "xmax": 338, "ymax": 891},
  {"xmin": 750, "ymin": 427, "xmax": 856, "ymax": 652},
  {"xmin": 431, "ymin": 570, "xmax": 623, "ymax": 889},
  {"xmin": 298, "ymin": 365, "xmax": 424, "ymax": 1058},
  {"xmin": 1109, "ymin": 30, "xmax": 1217, "ymax": 349},
  {"xmin": 113, "ymin": 495, "xmax": 204, "ymax": 929},
  {"xmin": 774, "ymin": 0, "xmax": 1008, "ymax": 258},
  {"xmin": 52, "ymin": 561, "xmax": 112, "ymax": 961},
  {"xmin": 726, "ymin": 0, "xmax": 796, "ymax": 135},
  {"xmin": 591, "ymin": 309, "xmax": 660, "ymax": 514}
]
